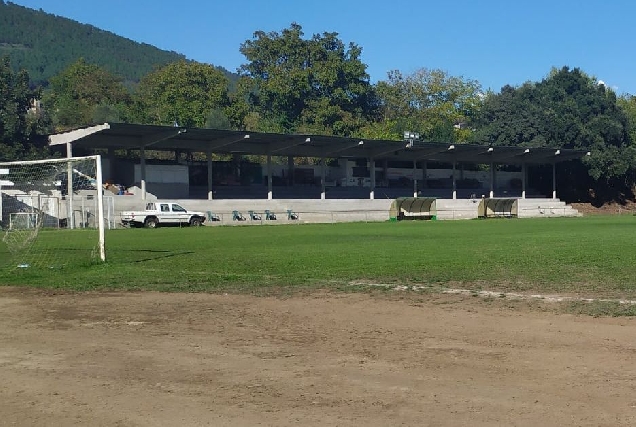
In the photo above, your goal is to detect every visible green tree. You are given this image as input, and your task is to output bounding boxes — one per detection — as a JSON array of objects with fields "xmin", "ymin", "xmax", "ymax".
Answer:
[
  {"xmin": 238, "ymin": 23, "xmax": 376, "ymax": 136},
  {"xmin": 471, "ymin": 84, "xmax": 546, "ymax": 146},
  {"xmin": 617, "ymin": 94, "xmax": 636, "ymax": 145},
  {"xmin": 0, "ymin": 56, "xmax": 51, "ymax": 160},
  {"xmin": 356, "ymin": 119, "xmax": 402, "ymax": 141},
  {"xmin": 134, "ymin": 60, "xmax": 230, "ymax": 128},
  {"xmin": 44, "ymin": 58, "xmax": 131, "ymax": 130},
  {"xmin": 472, "ymin": 67, "xmax": 634, "ymax": 201},
  {"xmin": 373, "ymin": 68, "xmax": 483, "ymax": 142},
  {"xmin": 205, "ymin": 108, "xmax": 231, "ymax": 130}
]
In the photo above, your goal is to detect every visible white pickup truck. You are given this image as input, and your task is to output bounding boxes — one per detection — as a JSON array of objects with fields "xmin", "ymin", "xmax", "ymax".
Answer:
[{"xmin": 120, "ymin": 202, "xmax": 206, "ymax": 228}]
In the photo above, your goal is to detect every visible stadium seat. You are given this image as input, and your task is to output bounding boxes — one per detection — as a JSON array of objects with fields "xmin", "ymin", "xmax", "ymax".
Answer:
[
  {"xmin": 287, "ymin": 209, "xmax": 299, "ymax": 220},
  {"xmin": 206, "ymin": 211, "xmax": 220, "ymax": 221},
  {"xmin": 249, "ymin": 210, "xmax": 262, "ymax": 221},
  {"xmin": 265, "ymin": 210, "xmax": 277, "ymax": 220},
  {"xmin": 232, "ymin": 210, "xmax": 246, "ymax": 221}
]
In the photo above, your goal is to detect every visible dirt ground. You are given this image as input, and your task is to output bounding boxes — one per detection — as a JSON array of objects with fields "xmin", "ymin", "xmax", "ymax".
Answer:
[
  {"xmin": 570, "ymin": 200, "xmax": 636, "ymax": 215},
  {"xmin": 2, "ymin": 288, "xmax": 636, "ymax": 427}
]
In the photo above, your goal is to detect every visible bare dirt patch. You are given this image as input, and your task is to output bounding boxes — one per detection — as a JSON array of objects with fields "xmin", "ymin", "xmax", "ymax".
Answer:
[
  {"xmin": 1, "ymin": 287, "xmax": 636, "ymax": 426},
  {"xmin": 570, "ymin": 200, "xmax": 636, "ymax": 215}
]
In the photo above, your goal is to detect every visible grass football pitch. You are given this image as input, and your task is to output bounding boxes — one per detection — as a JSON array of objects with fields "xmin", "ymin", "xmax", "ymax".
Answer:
[{"xmin": 1, "ymin": 216, "xmax": 635, "ymax": 298}]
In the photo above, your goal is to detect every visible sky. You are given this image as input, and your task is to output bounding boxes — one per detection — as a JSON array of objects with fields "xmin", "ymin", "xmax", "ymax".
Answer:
[{"xmin": 8, "ymin": 0, "xmax": 636, "ymax": 95}]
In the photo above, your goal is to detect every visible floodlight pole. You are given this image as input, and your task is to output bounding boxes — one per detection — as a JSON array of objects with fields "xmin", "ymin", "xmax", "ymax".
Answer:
[{"xmin": 404, "ymin": 131, "xmax": 420, "ymax": 198}]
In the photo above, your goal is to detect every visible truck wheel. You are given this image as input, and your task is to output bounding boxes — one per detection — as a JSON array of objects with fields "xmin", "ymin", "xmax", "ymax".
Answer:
[
  {"xmin": 144, "ymin": 217, "xmax": 158, "ymax": 228},
  {"xmin": 190, "ymin": 217, "xmax": 202, "ymax": 227}
]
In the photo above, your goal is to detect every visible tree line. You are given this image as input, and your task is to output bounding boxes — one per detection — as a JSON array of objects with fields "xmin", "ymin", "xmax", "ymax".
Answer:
[{"xmin": 1, "ymin": 23, "xmax": 635, "ymax": 202}]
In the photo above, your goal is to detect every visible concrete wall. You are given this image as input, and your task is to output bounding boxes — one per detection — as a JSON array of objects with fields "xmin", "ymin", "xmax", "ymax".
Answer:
[
  {"xmin": 435, "ymin": 199, "xmax": 481, "ymax": 220},
  {"xmin": 517, "ymin": 198, "xmax": 580, "ymax": 218},
  {"xmin": 113, "ymin": 197, "xmax": 392, "ymax": 226},
  {"xmin": 111, "ymin": 196, "xmax": 579, "ymax": 227}
]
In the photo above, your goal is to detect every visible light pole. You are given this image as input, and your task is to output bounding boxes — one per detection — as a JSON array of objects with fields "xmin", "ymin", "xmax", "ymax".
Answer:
[
  {"xmin": 404, "ymin": 132, "xmax": 420, "ymax": 196},
  {"xmin": 403, "ymin": 131, "xmax": 420, "ymax": 148}
]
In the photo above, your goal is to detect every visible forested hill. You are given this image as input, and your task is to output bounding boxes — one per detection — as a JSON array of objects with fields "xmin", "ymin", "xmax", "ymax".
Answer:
[{"xmin": 0, "ymin": 1, "xmax": 218, "ymax": 86}]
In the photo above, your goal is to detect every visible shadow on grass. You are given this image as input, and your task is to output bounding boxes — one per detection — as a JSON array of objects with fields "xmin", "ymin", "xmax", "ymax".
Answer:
[{"xmin": 119, "ymin": 249, "xmax": 197, "ymax": 263}]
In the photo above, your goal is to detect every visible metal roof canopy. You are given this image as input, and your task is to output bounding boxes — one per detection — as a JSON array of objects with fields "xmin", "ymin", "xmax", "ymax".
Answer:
[{"xmin": 48, "ymin": 123, "xmax": 590, "ymax": 165}]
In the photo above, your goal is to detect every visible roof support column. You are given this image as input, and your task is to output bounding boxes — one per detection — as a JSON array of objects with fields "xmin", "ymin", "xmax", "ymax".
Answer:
[
  {"xmin": 382, "ymin": 159, "xmax": 388, "ymax": 188},
  {"xmin": 287, "ymin": 156, "xmax": 294, "ymax": 186},
  {"xmin": 521, "ymin": 162, "xmax": 527, "ymax": 199},
  {"xmin": 452, "ymin": 159, "xmax": 457, "ymax": 200},
  {"xmin": 412, "ymin": 160, "xmax": 418, "ymax": 198},
  {"xmin": 489, "ymin": 162, "xmax": 495, "ymax": 198},
  {"xmin": 107, "ymin": 147, "xmax": 115, "ymax": 183},
  {"xmin": 422, "ymin": 161, "xmax": 428, "ymax": 188},
  {"xmin": 320, "ymin": 157, "xmax": 326, "ymax": 200},
  {"xmin": 140, "ymin": 146, "xmax": 147, "ymax": 200},
  {"xmin": 207, "ymin": 151, "xmax": 213, "ymax": 200},
  {"xmin": 267, "ymin": 154, "xmax": 273, "ymax": 200},
  {"xmin": 66, "ymin": 142, "xmax": 74, "ymax": 229},
  {"xmin": 552, "ymin": 162, "xmax": 557, "ymax": 200},
  {"xmin": 369, "ymin": 158, "xmax": 375, "ymax": 200}
]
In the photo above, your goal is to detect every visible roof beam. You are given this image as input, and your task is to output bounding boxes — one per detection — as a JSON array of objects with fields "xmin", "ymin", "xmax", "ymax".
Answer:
[
  {"xmin": 140, "ymin": 128, "xmax": 186, "ymax": 147},
  {"xmin": 204, "ymin": 134, "xmax": 251, "ymax": 150},
  {"xmin": 48, "ymin": 123, "xmax": 110, "ymax": 146},
  {"xmin": 269, "ymin": 136, "xmax": 311, "ymax": 153},
  {"xmin": 365, "ymin": 143, "xmax": 409, "ymax": 159},
  {"xmin": 411, "ymin": 144, "xmax": 458, "ymax": 161},
  {"xmin": 323, "ymin": 140, "xmax": 364, "ymax": 156}
]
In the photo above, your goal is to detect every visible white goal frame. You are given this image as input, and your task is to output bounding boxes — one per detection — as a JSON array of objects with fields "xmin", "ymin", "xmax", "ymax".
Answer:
[{"xmin": 0, "ymin": 155, "xmax": 106, "ymax": 262}]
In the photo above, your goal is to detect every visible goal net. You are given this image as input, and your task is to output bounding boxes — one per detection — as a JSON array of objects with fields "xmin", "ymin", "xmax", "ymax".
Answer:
[{"xmin": 0, "ymin": 155, "xmax": 106, "ymax": 270}]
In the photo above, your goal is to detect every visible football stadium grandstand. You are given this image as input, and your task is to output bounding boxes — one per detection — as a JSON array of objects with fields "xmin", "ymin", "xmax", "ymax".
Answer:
[{"xmin": 45, "ymin": 123, "xmax": 589, "ymax": 226}]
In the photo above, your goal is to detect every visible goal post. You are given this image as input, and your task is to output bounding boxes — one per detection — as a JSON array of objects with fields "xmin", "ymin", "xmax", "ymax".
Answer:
[{"xmin": 0, "ymin": 155, "xmax": 106, "ymax": 269}]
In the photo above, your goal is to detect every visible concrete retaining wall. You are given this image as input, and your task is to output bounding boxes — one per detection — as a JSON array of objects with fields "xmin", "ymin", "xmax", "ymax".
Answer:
[
  {"xmin": 517, "ymin": 198, "xmax": 580, "ymax": 218},
  {"xmin": 435, "ymin": 199, "xmax": 481, "ymax": 220},
  {"xmin": 111, "ymin": 195, "xmax": 580, "ymax": 227}
]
